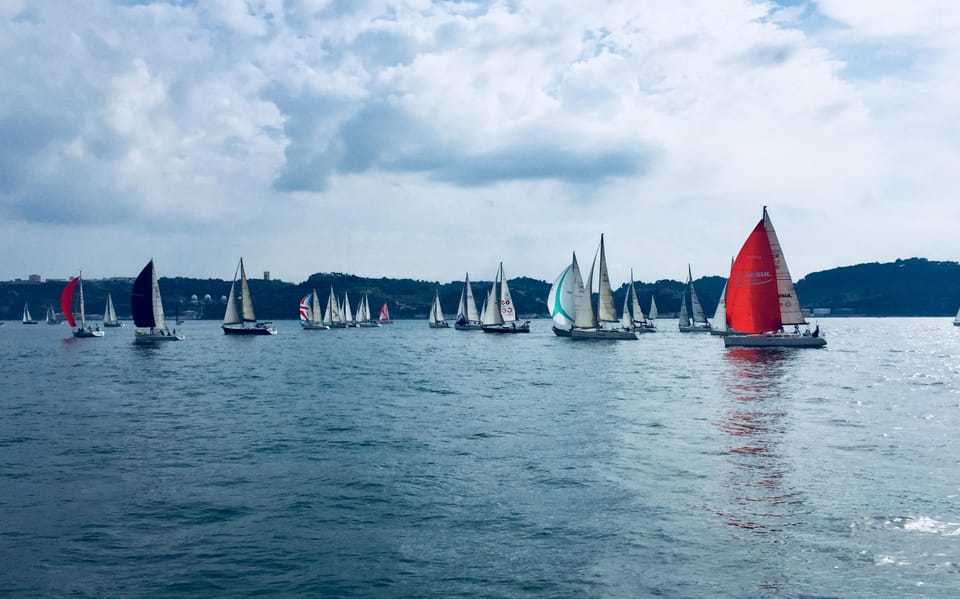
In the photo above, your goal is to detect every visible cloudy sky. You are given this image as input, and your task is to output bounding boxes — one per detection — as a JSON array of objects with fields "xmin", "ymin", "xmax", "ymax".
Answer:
[{"xmin": 1, "ymin": 0, "xmax": 958, "ymax": 285}]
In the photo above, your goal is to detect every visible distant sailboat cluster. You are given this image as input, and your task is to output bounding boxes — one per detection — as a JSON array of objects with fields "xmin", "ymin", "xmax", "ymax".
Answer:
[{"xmin": 38, "ymin": 207, "xmax": 826, "ymax": 349}]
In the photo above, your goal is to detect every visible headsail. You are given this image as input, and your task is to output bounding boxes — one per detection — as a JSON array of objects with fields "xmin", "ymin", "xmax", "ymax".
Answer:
[
  {"xmin": 239, "ymin": 259, "xmax": 256, "ymax": 322},
  {"xmin": 548, "ymin": 257, "xmax": 576, "ymax": 329},
  {"xmin": 499, "ymin": 262, "xmax": 517, "ymax": 323},
  {"xmin": 60, "ymin": 278, "xmax": 79, "ymax": 328}
]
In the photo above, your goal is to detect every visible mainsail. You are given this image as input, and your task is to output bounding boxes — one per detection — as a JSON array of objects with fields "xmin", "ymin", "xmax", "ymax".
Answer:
[
  {"xmin": 597, "ymin": 235, "xmax": 618, "ymax": 323},
  {"xmin": 132, "ymin": 260, "xmax": 166, "ymax": 330}
]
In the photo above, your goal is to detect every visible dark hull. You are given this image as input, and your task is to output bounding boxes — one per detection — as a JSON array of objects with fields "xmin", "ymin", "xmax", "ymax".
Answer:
[
  {"xmin": 552, "ymin": 326, "xmax": 572, "ymax": 337},
  {"xmin": 482, "ymin": 324, "xmax": 530, "ymax": 334},
  {"xmin": 223, "ymin": 324, "xmax": 277, "ymax": 335}
]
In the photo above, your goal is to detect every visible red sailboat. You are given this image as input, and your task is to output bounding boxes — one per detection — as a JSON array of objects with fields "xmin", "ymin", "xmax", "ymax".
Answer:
[
  {"xmin": 723, "ymin": 207, "xmax": 825, "ymax": 348},
  {"xmin": 60, "ymin": 273, "xmax": 105, "ymax": 338}
]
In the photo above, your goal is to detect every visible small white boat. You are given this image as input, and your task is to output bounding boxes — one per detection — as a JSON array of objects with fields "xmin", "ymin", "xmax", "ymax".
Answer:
[
  {"xmin": 679, "ymin": 265, "xmax": 712, "ymax": 333},
  {"xmin": 428, "ymin": 289, "xmax": 449, "ymax": 328},
  {"xmin": 454, "ymin": 273, "xmax": 482, "ymax": 330},
  {"xmin": 132, "ymin": 259, "xmax": 184, "ymax": 343},
  {"xmin": 300, "ymin": 289, "xmax": 330, "ymax": 330},
  {"xmin": 222, "ymin": 258, "xmax": 277, "ymax": 336},
  {"xmin": 103, "ymin": 293, "xmax": 123, "ymax": 327},
  {"xmin": 481, "ymin": 262, "xmax": 530, "ymax": 334},
  {"xmin": 22, "ymin": 302, "xmax": 38, "ymax": 324}
]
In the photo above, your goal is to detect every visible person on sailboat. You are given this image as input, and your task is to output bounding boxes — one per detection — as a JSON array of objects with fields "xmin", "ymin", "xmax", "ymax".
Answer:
[{"xmin": 812, "ymin": 324, "xmax": 820, "ymax": 338}]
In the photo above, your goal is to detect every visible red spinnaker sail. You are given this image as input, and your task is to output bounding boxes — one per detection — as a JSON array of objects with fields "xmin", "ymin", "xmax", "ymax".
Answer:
[
  {"xmin": 60, "ymin": 277, "xmax": 79, "ymax": 328},
  {"xmin": 378, "ymin": 303, "xmax": 390, "ymax": 322},
  {"xmin": 725, "ymin": 220, "xmax": 781, "ymax": 334}
]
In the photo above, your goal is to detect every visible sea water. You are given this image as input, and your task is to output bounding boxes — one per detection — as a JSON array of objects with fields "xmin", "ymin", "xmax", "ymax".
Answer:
[{"xmin": 1, "ymin": 318, "xmax": 958, "ymax": 597}]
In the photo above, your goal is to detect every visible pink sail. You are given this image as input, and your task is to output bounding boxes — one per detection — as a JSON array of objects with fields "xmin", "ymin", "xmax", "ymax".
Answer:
[
  {"xmin": 60, "ymin": 277, "xmax": 79, "ymax": 328},
  {"xmin": 725, "ymin": 220, "xmax": 780, "ymax": 334}
]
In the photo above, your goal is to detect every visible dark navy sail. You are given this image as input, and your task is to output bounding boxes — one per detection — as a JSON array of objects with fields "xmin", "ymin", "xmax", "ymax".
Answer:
[{"xmin": 131, "ymin": 260, "xmax": 157, "ymax": 328}]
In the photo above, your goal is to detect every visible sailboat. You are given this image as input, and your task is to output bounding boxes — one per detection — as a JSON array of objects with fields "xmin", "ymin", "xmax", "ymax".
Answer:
[
  {"xmin": 340, "ymin": 292, "xmax": 359, "ymax": 327},
  {"xmin": 649, "ymin": 296, "xmax": 659, "ymax": 321},
  {"xmin": 132, "ymin": 259, "xmax": 184, "ymax": 343},
  {"xmin": 710, "ymin": 258, "xmax": 735, "ymax": 336},
  {"xmin": 355, "ymin": 293, "xmax": 380, "ymax": 327},
  {"xmin": 61, "ymin": 273, "xmax": 104, "ymax": 338},
  {"xmin": 323, "ymin": 287, "xmax": 344, "ymax": 328},
  {"xmin": 724, "ymin": 207, "xmax": 826, "ymax": 348},
  {"xmin": 300, "ymin": 289, "xmax": 330, "ymax": 330},
  {"xmin": 46, "ymin": 305, "xmax": 60, "ymax": 325},
  {"xmin": 679, "ymin": 265, "xmax": 712, "ymax": 332},
  {"xmin": 481, "ymin": 262, "xmax": 531, "ymax": 333},
  {"xmin": 428, "ymin": 289, "xmax": 449, "ymax": 328},
  {"xmin": 570, "ymin": 235, "xmax": 636, "ymax": 340},
  {"xmin": 954, "ymin": 305, "xmax": 960, "ymax": 326},
  {"xmin": 22, "ymin": 302, "xmax": 38, "ymax": 324},
  {"xmin": 626, "ymin": 270, "xmax": 656, "ymax": 333},
  {"xmin": 102, "ymin": 293, "xmax": 123, "ymax": 327},
  {"xmin": 455, "ymin": 273, "xmax": 482, "ymax": 330},
  {"xmin": 222, "ymin": 258, "xmax": 277, "ymax": 335},
  {"xmin": 547, "ymin": 256, "xmax": 578, "ymax": 337},
  {"xmin": 378, "ymin": 302, "xmax": 392, "ymax": 325}
]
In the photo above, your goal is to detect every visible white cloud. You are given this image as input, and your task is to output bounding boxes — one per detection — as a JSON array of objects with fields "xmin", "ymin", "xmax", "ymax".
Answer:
[{"xmin": 0, "ymin": 0, "xmax": 957, "ymax": 285}]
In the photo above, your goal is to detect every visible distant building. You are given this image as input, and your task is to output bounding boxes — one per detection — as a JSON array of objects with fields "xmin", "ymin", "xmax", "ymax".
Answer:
[
  {"xmin": 263, "ymin": 271, "xmax": 270, "ymax": 281},
  {"xmin": 28, "ymin": 274, "xmax": 42, "ymax": 283},
  {"xmin": 812, "ymin": 308, "xmax": 832, "ymax": 316}
]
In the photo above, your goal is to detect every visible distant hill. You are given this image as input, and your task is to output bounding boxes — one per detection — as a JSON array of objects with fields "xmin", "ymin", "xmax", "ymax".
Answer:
[{"xmin": 2, "ymin": 257, "xmax": 958, "ymax": 321}]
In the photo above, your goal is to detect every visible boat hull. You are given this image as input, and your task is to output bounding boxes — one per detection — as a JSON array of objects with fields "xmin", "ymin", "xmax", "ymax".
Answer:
[
  {"xmin": 134, "ymin": 330, "xmax": 184, "ymax": 343},
  {"xmin": 455, "ymin": 322, "xmax": 483, "ymax": 331},
  {"xmin": 300, "ymin": 323, "xmax": 331, "ymax": 330},
  {"xmin": 429, "ymin": 322, "xmax": 450, "ymax": 328},
  {"xmin": 724, "ymin": 333, "xmax": 826, "ymax": 348},
  {"xmin": 552, "ymin": 326, "xmax": 572, "ymax": 337},
  {"xmin": 73, "ymin": 328, "xmax": 104, "ymax": 338},
  {"xmin": 679, "ymin": 325, "xmax": 713, "ymax": 333},
  {"xmin": 22, "ymin": 320, "xmax": 38, "ymax": 325},
  {"xmin": 482, "ymin": 323, "xmax": 530, "ymax": 334},
  {"xmin": 710, "ymin": 328, "xmax": 736, "ymax": 336},
  {"xmin": 103, "ymin": 322, "xmax": 124, "ymax": 328},
  {"xmin": 570, "ymin": 328, "xmax": 637, "ymax": 340},
  {"xmin": 634, "ymin": 325, "xmax": 657, "ymax": 334},
  {"xmin": 357, "ymin": 322, "xmax": 381, "ymax": 328},
  {"xmin": 223, "ymin": 324, "xmax": 277, "ymax": 335}
]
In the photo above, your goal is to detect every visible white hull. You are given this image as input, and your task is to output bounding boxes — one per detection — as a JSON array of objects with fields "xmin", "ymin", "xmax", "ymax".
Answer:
[
  {"xmin": 570, "ymin": 328, "xmax": 637, "ymax": 340},
  {"xmin": 134, "ymin": 330, "xmax": 184, "ymax": 343},
  {"xmin": 724, "ymin": 333, "xmax": 826, "ymax": 348}
]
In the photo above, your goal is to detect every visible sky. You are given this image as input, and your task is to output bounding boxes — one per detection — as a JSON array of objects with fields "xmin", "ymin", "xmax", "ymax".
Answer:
[{"xmin": 1, "ymin": 0, "xmax": 958, "ymax": 285}]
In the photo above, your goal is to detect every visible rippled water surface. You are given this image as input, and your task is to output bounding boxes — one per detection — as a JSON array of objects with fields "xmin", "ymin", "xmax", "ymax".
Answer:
[{"xmin": 2, "ymin": 318, "xmax": 959, "ymax": 597}]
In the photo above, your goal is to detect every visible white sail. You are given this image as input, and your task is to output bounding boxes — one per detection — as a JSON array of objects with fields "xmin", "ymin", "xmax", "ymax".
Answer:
[
  {"xmin": 630, "ymin": 272, "xmax": 646, "ymax": 324},
  {"xmin": 597, "ymin": 235, "xmax": 618, "ymax": 322},
  {"xmin": 713, "ymin": 280, "xmax": 728, "ymax": 332},
  {"xmin": 955, "ymin": 305, "xmax": 960, "ymax": 325},
  {"xmin": 325, "ymin": 287, "xmax": 341, "ymax": 325},
  {"xmin": 548, "ymin": 258, "xmax": 576, "ymax": 329},
  {"xmin": 574, "ymin": 248, "xmax": 598, "ymax": 329},
  {"xmin": 457, "ymin": 273, "xmax": 480, "ymax": 323},
  {"xmin": 343, "ymin": 293, "xmax": 354, "ymax": 324},
  {"xmin": 620, "ymin": 291, "xmax": 634, "ymax": 329},
  {"xmin": 312, "ymin": 290, "xmax": 323, "ymax": 324},
  {"xmin": 22, "ymin": 302, "xmax": 32, "ymax": 323},
  {"xmin": 678, "ymin": 293, "xmax": 689, "ymax": 326},
  {"xmin": 649, "ymin": 296, "xmax": 659, "ymax": 320},
  {"xmin": 46, "ymin": 305, "xmax": 56, "ymax": 324},
  {"xmin": 150, "ymin": 265, "xmax": 166, "ymax": 330},
  {"xmin": 239, "ymin": 259, "xmax": 256, "ymax": 322},
  {"xmin": 481, "ymin": 278, "xmax": 503, "ymax": 326},
  {"xmin": 104, "ymin": 294, "xmax": 118, "ymax": 325},
  {"xmin": 763, "ymin": 207, "xmax": 806, "ymax": 325},
  {"xmin": 78, "ymin": 273, "xmax": 87, "ymax": 327},
  {"xmin": 499, "ymin": 263, "xmax": 517, "ymax": 323},
  {"xmin": 688, "ymin": 265, "xmax": 707, "ymax": 324},
  {"xmin": 223, "ymin": 279, "xmax": 240, "ymax": 325},
  {"xmin": 429, "ymin": 290, "xmax": 445, "ymax": 324}
]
